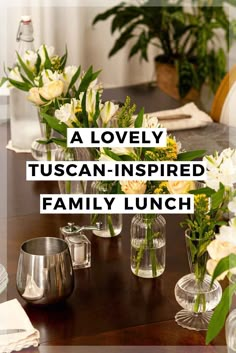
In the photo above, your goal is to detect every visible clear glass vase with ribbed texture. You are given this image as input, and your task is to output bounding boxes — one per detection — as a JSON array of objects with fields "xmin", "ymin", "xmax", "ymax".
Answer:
[
  {"xmin": 56, "ymin": 147, "xmax": 89, "ymax": 194},
  {"xmin": 130, "ymin": 214, "xmax": 166, "ymax": 278},
  {"xmin": 90, "ymin": 181, "xmax": 122, "ymax": 237},
  {"xmin": 175, "ymin": 229, "xmax": 222, "ymax": 331},
  {"xmin": 31, "ymin": 112, "xmax": 58, "ymax": 161}
]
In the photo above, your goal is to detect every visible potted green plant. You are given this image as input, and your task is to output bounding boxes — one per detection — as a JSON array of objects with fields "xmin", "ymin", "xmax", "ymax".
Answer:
[{"xmin": 93, "ymin": 0, "xmax": 236, "ymax": 100}]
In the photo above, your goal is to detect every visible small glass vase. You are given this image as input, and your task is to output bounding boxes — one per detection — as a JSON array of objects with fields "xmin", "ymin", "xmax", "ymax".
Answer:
[
  {"xmin": 56, "ymin": 148, "xmax": 89, "ymax": 194},
  {"xmin": 175, "ymin": 230, "xmax": 222, "ymax": 331},
  {"xmin": 90, "ymin": 181, "xmax": 122, "ymax": 237},
  {"xmin": 226, "ymin": 309, "xmax": 236, "ymax": 353},
  {"xmin": 130, "ymin": 214, "xmax": 166, "ymax": 278},
  {"xmin": 31, "ymin": 113, "xmax": 58, "ymax": 161}
]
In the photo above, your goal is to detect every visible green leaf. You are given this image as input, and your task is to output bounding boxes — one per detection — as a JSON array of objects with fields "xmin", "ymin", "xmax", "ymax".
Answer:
[
  {"xmin": 16, "ymin": 52, "xmax": 34, "ymax": 83},
  {"xmin": 92, "ymin": 91, "xmax": 100, "ymax": 127},
  {"xmin": 103, "ymin": 148, "xmax": 122, "ymax": 161},
  {"xmin": 41, "ymin": 112, "xmax": 67, "ymax": 137},
  {"xmin": 134, "ymin": 107, "xmax": 144, "ymax": 128},
  {"xmin": 60, "ymin": 46, "xmax": 68, "ymax": 70},
  {"xmin": 211, "ymin": 183, "xmax": 225, "ymax": 209},
  {"xmin": 35, "ymin": 54, "xmax": 41, "ymax": 75},
  {"xmin": 43, "ymin": 45, "xmax": 52, "ymax": 70},
  {"xmin": 76, "ymin": 66, "xmax": 101, "ymax": 96},
  {"xmin": 177, "ymin": 150, "xmax": 206, "ymax": 161},
  {"xmin": 81, "ymin": 91, "xmax": 89, "ymax": 128},
  {"xmin": 0, "ymin": 77, "xmax": 8, "ymax": 87},
  {"xmin": 8, "ymin": 78, "xmax": 32, "ymax": 92},
  {"xmin": 92, "ymin": 5, "xmax": 124, "ymax": 25},
  {"xmin": 66, "ymin": 66, "xmax": 81, "ymax": 96},
  {"xmin": 190, "ymin": 186, "xmax": 215, "ymax": 197},
  {"xmin": 51, "ymin": 138, "xmax": 67, "ymax": 148},
  {"xmin": 206, "ymin": 283, "xmax": 236, "ymax": 344},
  {"xmin": 211, "ymin": 254, "xmax": 236, "ymax": 286}
]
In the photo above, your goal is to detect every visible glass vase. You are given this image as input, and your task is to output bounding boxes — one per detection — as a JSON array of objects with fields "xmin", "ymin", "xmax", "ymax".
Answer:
[
  {"xmin": 175, "ymin": 230, "xmax": 222, "ymax": 330},
  {"xmin": 56, "ymin": 148, "xmax": 89, "ymax": 194},
  {"xmin": 31, "ymin": 112, "xmax": 58, "ymax": 161},
  {"xmin": 90, "ymin": 181, "xmax": 122, "ymax": 237},
  {"xmin": 226, "ymin": 309, "xmax": 236, "ymax": 353},
  {"xmin": 130, "ymin": 214, "xmax": 166, "ymax": 278}
]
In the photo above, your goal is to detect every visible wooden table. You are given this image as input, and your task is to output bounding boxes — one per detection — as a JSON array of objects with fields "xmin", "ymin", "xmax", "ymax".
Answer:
[{"xmin": 1, "ymin": 84, "xmax": 235, "ymax": 353}]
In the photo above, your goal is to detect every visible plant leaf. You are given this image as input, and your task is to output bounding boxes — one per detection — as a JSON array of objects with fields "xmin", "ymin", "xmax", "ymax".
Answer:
[
  {"xmin": 66, "ymin": 66, "xmax": 81, "ymax": 96},
  {"xmin": 16, "ymin": 52, "xmax": 34, "ymax": 83},
  {"xmin": 8, "ymin": 78, "xmax": 32, "ymax": 92},
  {"xmin": 211, "ymin": 254, "xmax": 236, "ymax": 286},
  {"xmin": 177, "ymin": 150, "xmax": 206, "ymax": 161},
  {"xmin": 134, "ymin": 107, "xmax": 144, "ymax": 128},
  {"xmin": 41, "ymin": 112, "xmax": 67, "ymax": 137},
  {"xmin": 206, "ymin": 283, "xmax": 236, "ymax": 344}
]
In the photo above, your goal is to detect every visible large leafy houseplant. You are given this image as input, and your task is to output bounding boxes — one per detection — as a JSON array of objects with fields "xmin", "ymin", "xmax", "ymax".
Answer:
[{"xmin": 93, "ymin": 0, "xmax": 236, "ymax": 98}]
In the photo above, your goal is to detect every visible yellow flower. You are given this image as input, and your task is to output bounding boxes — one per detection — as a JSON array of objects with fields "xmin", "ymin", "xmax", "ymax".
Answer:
[
  {"xmin": 194, "ymin": 194, "xmax": 209, "ymax": 213},
  {"xmin": 167, "ymin": 180, "xmax": 196, "ymax": 194},
  {"xmin": 154, "ymin": 136, "xmax": 178, "ymax": 161},
  {"xmin": 154, "ymin": 182, "xmax": 168, "ymax": 194},
  {"xmin": 39, "ymin": 80, "xmax": 64, "ymax": 101}
]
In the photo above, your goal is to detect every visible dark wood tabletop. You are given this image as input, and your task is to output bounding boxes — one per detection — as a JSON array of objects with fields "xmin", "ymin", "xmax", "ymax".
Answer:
[{"xmin": 1, "ymin": 84, "xmax": 234, "ymax": 352}]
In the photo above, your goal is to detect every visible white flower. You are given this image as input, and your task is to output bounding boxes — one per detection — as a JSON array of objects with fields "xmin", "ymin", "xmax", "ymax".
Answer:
[
  {"xmin": 22, "ymin": 50, "xmax": 37, "ymax": 72},
  {"xmin": 41, "ymin": 69, "xmax": 61, "ymax": 85},
  {"xmin": 111, "ymin": 147, "xmax": 135, "ymax": 155},
  {"xmin": 61, "ymin": 66, "xmax": 78, "ymax": 94},
  {"xmin": 216, "ymin": 217, "xmax": 236, "ymax": 245},
  {"xmin": 228, "ymin": 197, "xmax": 236, "ymax": 214},
  {"xmin": 38, "ymin": 45, "xmax": 55, "ymax": 65},
  {"xmin": 204, "ymin": 148, "xmax": 236, "ymax": 190},
  {"xmin": 8, "ymin": 67, "xmax": 23, "ymax": 83},
  {"xmin": 39, "ymin": 80, "xmax": 64, "ymax": 101},
  {"xmin": 100, "ymin": 101, "xmax": 119, "ymax": 126},
  {"xmin": 167, "ymin": 180, "xmax": 196, "ymax": 194},
  {"xmin": 27, "ymin": 87, "xmax": 44, "ymax": 105},
  {"xmin": 120, "ymin": 180, "xmax": 147, "ymax": 194},
  {"xmin": 55, "ymin": 98, "xmax": 79, "ymax": 127},
  {"xmin": 79, "ymin": 89, "xmax": 99, "ymax": 122},
  {"xmin": 142, "ymin": 115, "xmax": 159, "ymax": 128}
]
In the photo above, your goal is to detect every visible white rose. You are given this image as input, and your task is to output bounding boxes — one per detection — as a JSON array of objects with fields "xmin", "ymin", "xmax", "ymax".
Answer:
[
  {"xmin": 120, "ymin": 180, "xmax": 147, "ymax": 194},
  {"xmin": 27, "ymin": 87, "xmax": 44, "ymax": 106},
  {"xmin": 8, "ymin": 67, "xmax": 23, "ymax": 83},
  {"xmin": 22, "ymin": 50, "xmax": 37, "ymax": 72},
  {"xmin": 100, "ymin": 101, "xmax": 119, "ymax": 126},
  {"xmin": 167, "ymin": 180, "xmax": 196, "ymax": 194},
  {"xmin": 39, "ymin": 80, "xmax": 64, "ymax": 101}
]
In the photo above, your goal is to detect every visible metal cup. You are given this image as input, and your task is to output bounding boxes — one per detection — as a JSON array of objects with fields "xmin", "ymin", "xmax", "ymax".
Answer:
[{"xmin": 16, "ymin": 237, "xmax": 74, "ymax": 305}]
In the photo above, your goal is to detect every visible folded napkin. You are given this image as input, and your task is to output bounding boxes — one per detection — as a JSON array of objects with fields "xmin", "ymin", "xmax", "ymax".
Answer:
[
  {"xmin": 6, "ymin": 140, "xmax": 31, "ymax": 153},
  {"xmin": 148, "ymin": 102, "xmax": 212, "ymax": 131},
  {"xmin": 0, "ymin": 265, "xmax": 8, "ymax": 295},
  {"xmin": 0, "ymin": 299, "xmax": 40, "ymax": 353}
]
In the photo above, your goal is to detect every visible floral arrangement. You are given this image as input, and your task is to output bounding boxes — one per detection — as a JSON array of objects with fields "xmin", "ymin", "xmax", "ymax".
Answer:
[
  {"xmin": 97, "ymin": 113, "xmax": 204, "ymax": 273},
  {"xmin": 193, "ymin": 148, "xmax": 236, "ymax": 344}
]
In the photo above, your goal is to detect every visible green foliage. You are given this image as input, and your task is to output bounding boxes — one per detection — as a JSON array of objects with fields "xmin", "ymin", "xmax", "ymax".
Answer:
[{"xmin": 93, "ymin": 1, "xmax": 236, "ymax": 97}]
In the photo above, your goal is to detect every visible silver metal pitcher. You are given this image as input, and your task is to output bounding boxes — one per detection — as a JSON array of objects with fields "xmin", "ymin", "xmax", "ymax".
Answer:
[{"xmin": 16, "ymin": 237, "xmax": 74, "ymax": 305}]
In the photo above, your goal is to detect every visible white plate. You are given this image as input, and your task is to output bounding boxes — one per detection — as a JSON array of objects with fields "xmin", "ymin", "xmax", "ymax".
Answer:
[{"xmin": 0, "ymin": 264, "xmax": 8, "ymax": 294}]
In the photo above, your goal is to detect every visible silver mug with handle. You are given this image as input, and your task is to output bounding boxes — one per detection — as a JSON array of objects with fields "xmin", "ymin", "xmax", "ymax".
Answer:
[{"xmin": 16, "ymin": 237, "xmax": 74, "ymax": 305}]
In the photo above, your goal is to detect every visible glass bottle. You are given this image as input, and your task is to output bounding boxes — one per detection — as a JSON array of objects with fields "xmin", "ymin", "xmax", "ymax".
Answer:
[
  {"xmin": 130, "ymin": 214, "xmax": 166, "ymax": 278},
  {"xmin": 9, "ymin": 16, "xmax": 41, "ymax": 150},
  {"xmin": 90, "ymin": 181, "xmax": 122, "ymax": 237}
]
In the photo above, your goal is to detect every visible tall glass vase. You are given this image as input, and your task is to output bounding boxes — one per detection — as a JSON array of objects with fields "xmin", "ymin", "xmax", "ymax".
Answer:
[
  {"xmin": 90, "ymin": 181, "xmax": 122, "ymax": 237},
  {"xmin": 130, "ymin": 214, "xmax": 166, "ymax": 278},
  {"xmin": 56, "ymin": 148, "xmax": 89, "ymax": 194},
  {"xmin": 31, "ymin": 112, "xmax": 58, "ymax": 161},
  {"xmin": 175, "ymin": 230, "xmax": 222, "ymax": 330}
]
